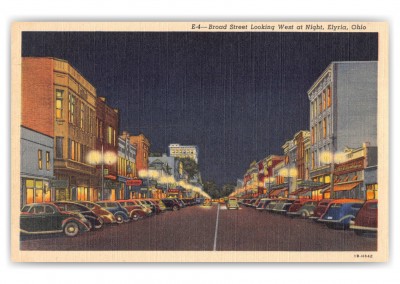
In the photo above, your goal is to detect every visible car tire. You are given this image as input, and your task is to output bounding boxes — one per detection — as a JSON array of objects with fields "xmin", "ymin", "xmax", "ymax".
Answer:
[
  {"xmin": 131, "ymin": 213, "xmax": 140, "ymax": 221},
  {"xmin": 64, "ymin": 222, "xmax": 80, "ymax": 237},
  {"xmin": 115, "ymin": 214, "xmax": 124, "ymax": 224},
  {"xmin": 301, "ymin": 211, "xmax": 307, "ymax": 218},
  {"xmin": 95, "ymin": 217, "xmax": 104, "ymax": 230},
  {"xmin": 172, "ymin": 205, "xmax": 179, "ymax": 211}
]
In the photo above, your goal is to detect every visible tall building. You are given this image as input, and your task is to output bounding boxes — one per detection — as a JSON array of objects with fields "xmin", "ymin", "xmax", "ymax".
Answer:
[
  {"xmin": 168, "ymin": 144, "xmax": 199, "ymax": 163},
  {"xmin": 22, "ymin": 57, "xmax": 98, "ymax": 202},
  {"xmin": 308, "ymin": 61, "xmax": 377, "ymax": 198},
  {"xmin": 130, "ymin": 134, "xmax": 150, "ymax": 173}
]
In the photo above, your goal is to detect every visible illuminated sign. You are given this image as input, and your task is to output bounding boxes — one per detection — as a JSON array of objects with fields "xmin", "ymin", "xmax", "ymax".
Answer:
[{"xmin": 126, "ymin": 179, "xmax": 143, "ymax": 186}]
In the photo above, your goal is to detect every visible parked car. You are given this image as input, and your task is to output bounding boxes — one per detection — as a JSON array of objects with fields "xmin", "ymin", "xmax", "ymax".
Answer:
[
  {"xmin": 175, "ymin": 198, "xmax": 186, "ymax": 208},
  {"xmin": 292, "ymin": 200, "xmax": 319, "ymax": 218},
  {"xmin": 286, "ymin": 199, "xmax": 311, "ymax": 217},
  {"xmin": 226, "ymin": 197, "xmax": 239, "ymax": 210},
  {"xmin": 161, "ymin": 198, "xmax": 181, "ymax": 211},
  {"xmin": 246, "ymin": 199, "xmax": 257, "ymax": 207},
  {"xmin": 96, "ymin": 201, "xmax": 130, "ymax": 224},
  {"xmin": 256, "ymin": 198, "xmax": 272, "ymax": 211},
  {"xmin": 76, "ymin": 201, "xmax": 117, "ymax": 224},
  {"xmin": 148, "ymin": 199, "xmax": 167, "ymax": 213},
  {"xmin": 20, "ymin": 203, "xmax": 91, "ymax": 237},
  {"xmin": 272, "ymin": 199, "xmax": 296, "ymax": 214},
  {"xmin": 318, "ymin": 199, "xmax": 364, "ymax": 229},
  {"xmin": 203, "ymin": 199, "xmax": 212, "ymax": 206},
  {"xmin": 129, "ymin": 199, "xmax": 153, "ymax": 216},
  {"xmin": 54, "ymin": 201, "xmax": 104, "ymax": 229},
  {"xmin": 141, "ymin": 199, "xmax": 161, "ymax": 214},
  {"xmin": 116, "ymin": 200, "xmax": 149, "ymax": 220},
  {"xmin": 350, "ymin": 200, "xmax": 378, "ymax": 236},
  {"xmin": 309, "ymin": 199, "xmax": 333, "ymax": 221},
  {"xmin": 253, "ymin": 198, "xmax": 263, "ymax": 208},
  {"xmin": 265, "ymin": 200, "xmax": 279, "ymax": 212}
]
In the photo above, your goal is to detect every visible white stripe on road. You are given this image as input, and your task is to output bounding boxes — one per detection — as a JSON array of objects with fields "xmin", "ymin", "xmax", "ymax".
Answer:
[{"xmin": 213, "ymin": 203, "xmax": 220, "ymax": 251}]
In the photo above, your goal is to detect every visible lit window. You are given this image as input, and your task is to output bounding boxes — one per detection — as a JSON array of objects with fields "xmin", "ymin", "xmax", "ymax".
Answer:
[
  {"xmin": 56, "ymin": 90, "xmax": 63, "ymax": 119},
  {"xmin": 69, "ymin": 93, "xmax": 76, "ymax": 124},
  {"xmin": 327, "ymin": 86, "xmax": 331, "ymax": 107},
  {"xmin": 46, "ymin": 151, "xmax": 50, "ymax": 170},
  {"xmin": 323, "ymin": 118, "xmax": 327, "ymax": 139},
  {"xmin": 80, "ymin": 102, "xmax": 84, "ymax": 129},
  {"xmin": 38, "ymin": 150, "xmax": 43, "ymax": 170}
]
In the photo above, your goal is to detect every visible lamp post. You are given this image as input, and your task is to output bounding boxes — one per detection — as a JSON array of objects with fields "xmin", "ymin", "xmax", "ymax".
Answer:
[
  {"xmin": 87, "ymin": 145, "xmax": 117, "ymax": 201},
  {"xmin": 320, "ymin": 151, "xmax": 347, "ymax": 199}
]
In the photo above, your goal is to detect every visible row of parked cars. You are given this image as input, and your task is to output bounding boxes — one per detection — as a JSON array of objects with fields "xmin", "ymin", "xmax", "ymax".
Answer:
[
  {"xmin": 240, "ymin": 197, "xmax": 378, "ymax": 236},
  {"xmin": 20, "ymin": 198, "xmax": 199, "ymax": 237}
]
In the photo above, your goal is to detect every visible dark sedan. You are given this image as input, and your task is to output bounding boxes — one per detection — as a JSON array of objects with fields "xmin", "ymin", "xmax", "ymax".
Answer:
[
  {"xmin": 20, "ymin": 203, "xmax": 91, "ymax": 237},
  {"xmin": 96, "ymin": 201, "xmax": 130, "ymax": 224},
  {"xmin": 55, "ymin": 201, "xmax": 104, "ymax": 229}
]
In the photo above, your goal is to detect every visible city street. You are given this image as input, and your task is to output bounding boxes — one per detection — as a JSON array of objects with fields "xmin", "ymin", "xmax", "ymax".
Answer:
[{"xmin": 20, "ymin": 204, "xmax": 377, "ymax": 251}]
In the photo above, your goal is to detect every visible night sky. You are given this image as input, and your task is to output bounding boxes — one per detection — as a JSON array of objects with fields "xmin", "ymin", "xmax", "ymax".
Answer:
[{"xmin": 22, "ymin": 32, "xmax": 378, "ymax": 185}]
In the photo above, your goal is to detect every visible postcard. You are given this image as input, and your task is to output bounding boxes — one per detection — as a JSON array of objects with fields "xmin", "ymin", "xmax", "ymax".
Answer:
[{"xmin": 11, "ymin": 22, "xmax": 388, "ymax": 262}]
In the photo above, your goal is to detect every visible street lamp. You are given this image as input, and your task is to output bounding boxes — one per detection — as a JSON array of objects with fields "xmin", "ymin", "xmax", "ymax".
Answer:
[
  {"xmin": 87, "ymin": 145, "xmax": 117, "ymax": 201},
  {"xmin": 319, "ymin": 150, "xmax": 347, "ymax": 199},
  {"xmin": 279, "ymin": 167, "xmax": 298, "ymax": 196}
]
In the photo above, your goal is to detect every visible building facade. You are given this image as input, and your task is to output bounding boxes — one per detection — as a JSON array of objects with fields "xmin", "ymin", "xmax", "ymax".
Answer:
[
  {"xmin": 118, "ymin": 131, "xmax": 137, "ymax": 199},
  {"xmin": 96, "ymin": 96, "xmax": 119, "ymax": 201},
  {"xmin": 20, "ymin": 126, "xmax": 54, "ymax": 208},
  {"xmin": 308, "ymin": 61, "xmax": 377, "ymax": 198},
  {"xmin": 22, "ymin": 57, "xmax": 98, "ymax": 202},
  {"xmin": 168, "ymin": 144, "xmax": 199, "ymax": 163},
  {"xmin": 130, "ymin": 134, "xmax": 150, "ymax": 173}
]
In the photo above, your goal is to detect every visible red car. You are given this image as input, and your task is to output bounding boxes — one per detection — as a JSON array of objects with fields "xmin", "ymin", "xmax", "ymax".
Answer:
[
  {"xmin": 286, "ymin": 199, "xmax": 310, "ymax": 217},
  {"xmin": 350, "ymin": 200, "xmax": 378, "ymax": 236},
  {"xmin": 309, "ymin": 199, "xmax": 333, "ymax": 221},
  {"xmin": 116, "ymin": 199, "xmax": 150, "ymax": 220}
]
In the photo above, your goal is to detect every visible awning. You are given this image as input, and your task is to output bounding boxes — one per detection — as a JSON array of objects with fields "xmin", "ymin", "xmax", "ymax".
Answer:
[
  {"xmin": 269, "ymin": 188, "xmax": 288, "ymax": 197},
  {"xmin": 333, "ymin": 182, "xmax": 361, "ymax": 192},
  {"xmin": 320, "ymin": 186, "xmax": 331, "ymax": 193},
  {"xmin": 289, "ymin": 188, "xmax": 309, "ymax": 196}
]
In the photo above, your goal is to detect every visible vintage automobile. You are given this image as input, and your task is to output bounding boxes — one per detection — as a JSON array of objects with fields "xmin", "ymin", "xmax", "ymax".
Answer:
[
  {"xmin": 161, "ymin": 198, "xmax": 181, "ymax": 211},
  {"xmin": 95, "ymin": 201, "xmax": 130, "ymax": 224},
  {"xmin": 264, "ymin": 200, "xmax": 279, "ymax": 212},
  {"xmin": 350, "ymin": 199, "xmax": 378, "ymax": 236},
  {"xmin": 318, "ymin": 199, "xmax": 364, "ymax": 229},
  {"xmin": 226, "ymin": 197, "xmax": 239, "ymax": 210},
  {"xmin": 292, "ymin": 200, "xmax": 319, "ymax": 218},
  {"xmin": 203, "ymin": 199, "xmax": 212, "ymax": 206},
  {"xmin": 76, "ymin": 201, "xmax": 117, "ymax": 224},
  {"xmin": 286, "ymin": 199, "xmax": 311, "ymax": 217},
  {"xmin": 256, "ymin": 198, "xmax": 272, "ymax": 211},
  {"xmin": 54, "ymin": 201, "xmax": 104, "ymax": 229},
  {"xmin": 272, "ymin": 199, "xmax": 296, "ymax": 214},
  {"xmin": 116, "ymin": 200, "xmax": 149, "ymax": 220},
  {"xmin": 309, "ymin": 199, "xmax": 333, "ymax": 221},
  {"xmin": 20, "ymin": 203, "xmax": 91, "ymax": 237}
]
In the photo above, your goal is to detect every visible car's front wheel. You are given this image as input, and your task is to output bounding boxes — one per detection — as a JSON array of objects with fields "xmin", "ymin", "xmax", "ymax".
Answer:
[
  {"xmin": 172, "ymin": 205, "xmax": 179, "ymax": 211},
  {"xmin": 64, "ymin": 222, "xmax": 80, "ymax": 237},
  {"xmin": 131, "ymin": 212, "xmax": 140, "ymax": 221},
  {"xmin": 115, "ymin": 214, "xmax": 124, "ymax": 224},
  {"xmin": 95, "ymin": 217, "xmax": 104, "ymax": 229}
]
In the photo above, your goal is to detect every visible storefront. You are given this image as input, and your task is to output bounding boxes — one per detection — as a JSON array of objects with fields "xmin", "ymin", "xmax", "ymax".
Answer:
[
  {"xmin": 333, "ymin": 157, "xmax": 365, "ymax": 199},
  {"xmin": 21, "ymin": 178, "xmax": 51, "ymax": 206}
]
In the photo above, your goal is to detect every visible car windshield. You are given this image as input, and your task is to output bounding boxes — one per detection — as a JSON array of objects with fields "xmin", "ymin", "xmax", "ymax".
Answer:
[{"xmin": 83, "ymin": 203, "xmax": 95, "ymax": 209}]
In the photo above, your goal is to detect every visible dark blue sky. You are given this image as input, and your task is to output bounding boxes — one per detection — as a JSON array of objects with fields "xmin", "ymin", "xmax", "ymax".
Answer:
[{"xmin": 22, "ymin": 32, "xmax": 378, "ymax": 185}]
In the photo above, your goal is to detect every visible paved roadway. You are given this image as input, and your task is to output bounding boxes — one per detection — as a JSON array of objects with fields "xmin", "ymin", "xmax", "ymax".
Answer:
[{"xmin": 20, "ymin": 203, "xmax": 377, "ymax": 251}]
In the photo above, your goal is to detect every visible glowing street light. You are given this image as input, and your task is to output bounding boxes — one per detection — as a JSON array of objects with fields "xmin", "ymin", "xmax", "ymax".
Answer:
[
  {"xmin": 87, "ymin": 145, "xmax": 117, "ymax": 201},
  {"xmin": 319, "ymin": 150, "xmax": 347, "ymax": 198}
]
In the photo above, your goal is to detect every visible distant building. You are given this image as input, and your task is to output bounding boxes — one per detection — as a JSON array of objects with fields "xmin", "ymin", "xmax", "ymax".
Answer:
[
  {"xmin": 130, "ymin": 134, "xmax": 150, "ymax": 173},
  {"xmin": 118, "ymin": 131, "xmax": 137, "ymax": 199},
  {"xmin": 308, "ymin": 61, "xmax": 377, "ymax": 198},
  {"xmin": 168, "ymin": 143, "xmax": 199, "ymax": 163}
]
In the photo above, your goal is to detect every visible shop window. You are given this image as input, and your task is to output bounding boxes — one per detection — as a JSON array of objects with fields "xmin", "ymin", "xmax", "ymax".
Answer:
[
  {"xmin": 35, "ymin": 189, "xmax": 43, "ymax": 203},
  {"xmin": 324, "ymin": 175, "xmax": 331, "ymax": 184},
  {"xmin": 26, "ymin": 188, "xmax": 34, "ymax": 204},
  {"xmin": 38, "ymin": 150, "xmax": 43, "ymax": 170},
  {"xmin": 44, "ymin": 184, "xmax": 51, "ymax": 202}
]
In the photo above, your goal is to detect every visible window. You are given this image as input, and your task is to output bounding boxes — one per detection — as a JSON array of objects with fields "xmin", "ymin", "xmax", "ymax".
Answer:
[
  {"xmin": 46, "ymin": 151, "xmax": 50, "ymax": 170},
  {"xmin": 80, "ymin": 102, "xmax": 84, "ymax": 129},
  {"xmin": 56, "ymin": 137, "xmax": 63, "ymax": 158},
  {"xmin": 56, "ymin": 90, "xmax": 63, "ymax": 119},
  {"xmin": 69, "ymin": 93, "xmax": 76, "ymax": 124},
  {"xmin": 107, "ymin": 126, "xmax": 113, "ymax": 145},
  {"xmin": 311, "ymin": 152, "xmax": 315, "ymax": 169},
  {"xmin": 311, "ymin": 127, "xmax": 315, "ymax": 145},
  {"xmin": 323, "ymin": 118, "xmax": 327, "ymax": 138},
  {"xmin": 319, "ymin": 95, "xmax": 322, "ymax": 113},
  {"xmin": 322, "ymin": 91, "xmax": 326, "ymax": 110},
  {"xmin": 38, "ymin": 150, "xmax": 43, "ymax": 169},
  {"xmin": 327, "ymin": 86, "xmax": 331, "ymax": 107}
]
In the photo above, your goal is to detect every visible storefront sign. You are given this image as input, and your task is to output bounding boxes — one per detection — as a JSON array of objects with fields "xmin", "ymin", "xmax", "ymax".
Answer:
[
  {"xmin": 126, "ymin": 179, "xmax": 143, "ymax": 186},
  {"xmin": 50, "ymin": 179, "xmax": 69, "ymax": 188},
  {"xmin": 140, "ymin": 187, "xmax": 148, "ymax": 191},
  {"xmin": 334, "ymin": 157, "xmax": 364, "ymax": 175}
]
